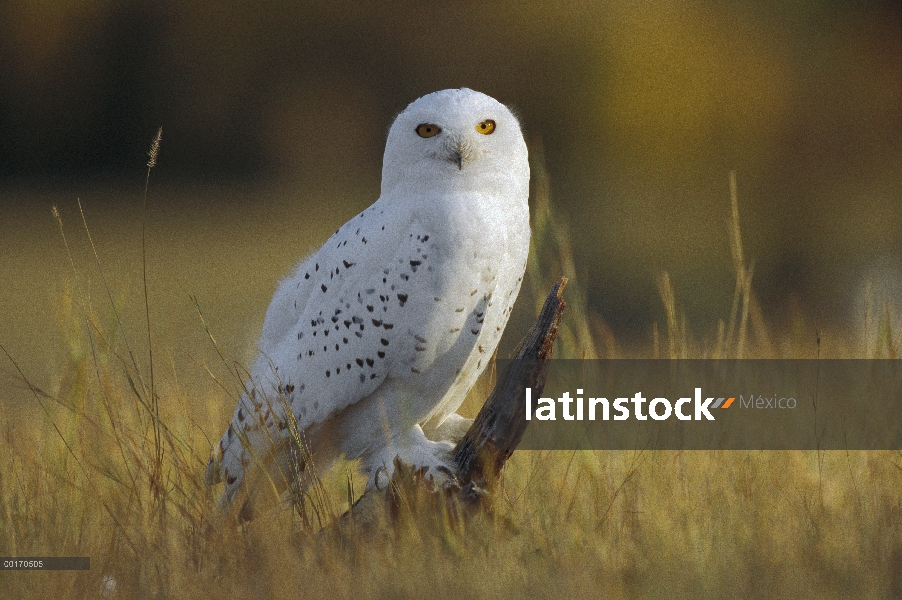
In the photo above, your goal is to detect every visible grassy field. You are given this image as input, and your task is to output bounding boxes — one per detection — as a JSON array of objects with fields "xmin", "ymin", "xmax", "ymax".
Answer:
[{"xmin": 2, "ymin": 165, "xmax": 901, "ymax": 599}]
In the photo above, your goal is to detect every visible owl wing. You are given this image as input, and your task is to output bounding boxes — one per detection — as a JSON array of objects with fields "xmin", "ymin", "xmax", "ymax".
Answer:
[
  {"xmin": 252, "ymin": 198, "xmax": 482, "ymax": 431},
  {"xmin": 208, "ymin": 197, "xmax": 489, "ymax": 498}
]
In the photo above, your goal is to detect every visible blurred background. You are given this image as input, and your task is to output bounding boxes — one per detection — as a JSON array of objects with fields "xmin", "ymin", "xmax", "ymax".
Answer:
[{"xmin": 1, "ymin": 1, "xmax": 900, "ymax": 403}]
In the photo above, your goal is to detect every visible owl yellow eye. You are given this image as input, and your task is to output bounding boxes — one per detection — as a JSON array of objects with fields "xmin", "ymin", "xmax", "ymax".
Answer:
[
  {"xmin": 476, "ymin": 120, "xmax": 496, "ymax": 135},
  {"xmin": 416, "ymin": 123, "xmax": 441, "ymax": 138}
]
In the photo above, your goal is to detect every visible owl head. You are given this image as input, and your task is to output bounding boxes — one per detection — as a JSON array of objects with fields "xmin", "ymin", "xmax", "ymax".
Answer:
[{"xmin": 380, "ymin": 88, "xmax": 529, "ymax": 199}]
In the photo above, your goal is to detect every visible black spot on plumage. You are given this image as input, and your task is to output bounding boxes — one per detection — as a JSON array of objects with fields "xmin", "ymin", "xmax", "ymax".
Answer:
[
  {"xmin": 227, "ymin": 475, "xmax": 237, "ymax": 485},
  {"xmin": 415, "ymin": 346, "xmax": 426, "ymax": 352},
  {"xmin": 370, "ymin": 373, "xmax": 378, "ymax": 379},
  {"xmin": 471, "ymin": 328, "xmax": 480, "ymax": 335},
  {"xmin": 356, "ymin": 358, "xmax": 364, "ymax": 367},
  {"xmin": 324, "ymin": 329, "xmax": 329, "ymax": 337},
  {"xmin": 383, "ymin": 323, "xmax": 394, "ymax": 329},
  {"xmin": 372, "ymin": 319, "xmax": 383, "ymax": 327},
  {"xmin": 336, "ymin": 367, "xmax": 341, "ymax": 374},
  {"xmin": 335, "ymin": 344, "xmax": 339, "ymax": 350},
  {"xmin": 332, "ymin": 316, "xmax": 338, "ymax": 323},
  {"xmin": 378, "ymin": 350, "xmax": 385, "ymax": 358},
  {"xmin": 304, "ymin": 272, "xmax": 310, "ymax": 279},
  {"xmin": 414, "ymin": 334, "xmax": 427, "ymax": 343},
  {"xmin": 379, "ymin": 295, "xmax": 385, "ymax": 301},
  {"xmin": 380, "ymin": 338, "xmax": 389, "ymax": 346},
  {"xmin": 323, "ymin": 345, "xmax": 327, "ymax": 351},
  {"xmin": 355, "ymin": 331, "xmax": 363, "ymax": 338},
  {"xmin": 362, "ymin": 237, "xmax": 367, "ymax": 244},
  {"xmin": 321, "ymin": 284, "xmax": 328, "ymax": 292},
  {"xmin": 343, "ymin": 337, "xmax": 348, "ymax": 344},
  {"xmin": 313, "ymin": 331, "xmax": 317, "ymax": 337},
  {"xmin": 311, "ymin": 319, "xmax": 318, "ymax": 327},
  {"xmin": 410, "ymin": 260, "xmax": 421, "ymax": 272},
  {"xmin": 315, "ymin": 263, "xmax": 319, "ymax": 271},
  {"xmin": 411, "ymin": 368, "xmax": 421, "ymax": 374},
  {"xmin": 401, "ymin": 274, "xmax": 409, "ymax": 281},
  {"xmin": 343, "ymin": 260, "xmax": 355, "ymax": 268},
  {"xmin": 397, "ymin": 293, "xmax": 408, "ymax": 306},
  {"xmin": 422, "ymin": 235, "xmax": 429, "ymax": 242},
  {"xmin": 344, "ymin": 320, "xmax": 352, "ymax": 328},
  {"xmin": 286, "ymin": 384, "xmax": 295, "ymax": 393},
  {"xmin": 366, "ymin": 358, "xmax": 374, "ymax": 367},
  {"xmin": 359, "ymin": 374, "xmax": 366, "ymax": 383},
  {"xmin": 367, "ymin": 305, "xmax": 374, "ymax": 312},
  {"xmin": 308, "ymin": 350, "xmax": 314, "ymax": 356},
  {"xmin": 326, "ymin": 370, "xmax": 331, "ymax": 378},
  {"xmin": 298, "ymin": 332, "xmax": 303, "ymax": 340}
]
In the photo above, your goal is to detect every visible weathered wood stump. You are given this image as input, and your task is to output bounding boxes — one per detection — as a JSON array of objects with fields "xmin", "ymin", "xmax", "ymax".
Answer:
[{"xmin": 338, "ymin": 277, "xmax": 567, "ymax": 528}]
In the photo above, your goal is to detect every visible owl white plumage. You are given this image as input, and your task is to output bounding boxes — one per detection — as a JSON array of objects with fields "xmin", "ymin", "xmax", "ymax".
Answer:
[{"xmin": 205, "ymin": 88, "xmax": 530, "ymax": 510}]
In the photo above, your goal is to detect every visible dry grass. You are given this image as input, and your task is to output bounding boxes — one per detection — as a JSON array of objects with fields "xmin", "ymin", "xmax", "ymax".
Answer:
[{"xmin": 2, "ymin": 157, "xmax": 902, "ymax": 598}]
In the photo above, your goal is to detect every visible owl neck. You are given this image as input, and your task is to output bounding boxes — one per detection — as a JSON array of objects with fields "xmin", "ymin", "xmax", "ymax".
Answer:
[{"xmin": 380, "ymin": 163, "xmax": 529, "ymax": 205}]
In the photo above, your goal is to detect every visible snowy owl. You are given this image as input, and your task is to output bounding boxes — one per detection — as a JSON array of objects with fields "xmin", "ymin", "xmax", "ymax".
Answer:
[{"xmin": 205, "ymin": 88, "xmax": 530, "ymax": 510}]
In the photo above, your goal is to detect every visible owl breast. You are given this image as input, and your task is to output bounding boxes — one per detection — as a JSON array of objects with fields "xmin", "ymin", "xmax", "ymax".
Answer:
[{"xmin": 389, "ymin": 187, "xmax": 530, "ymax": 424}]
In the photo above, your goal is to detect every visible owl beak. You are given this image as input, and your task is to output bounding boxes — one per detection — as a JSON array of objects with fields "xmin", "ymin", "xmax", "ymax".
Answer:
[
  {"xmin": 449, "ymin": 149, "xmax": 463, "ymax": 170},
  {"xmin": 446, "ymin": 138, "xmax": 473, "ymax": 170}
]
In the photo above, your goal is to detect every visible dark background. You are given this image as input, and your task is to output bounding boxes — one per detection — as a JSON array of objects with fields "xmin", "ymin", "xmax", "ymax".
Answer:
[{"xmin": 1, "ymin": 1, "xmax": 900, "ymax": 398}]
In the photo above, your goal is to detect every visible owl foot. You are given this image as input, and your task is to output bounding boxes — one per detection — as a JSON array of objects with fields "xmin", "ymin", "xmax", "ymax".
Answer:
[{"xmin": 365, "ymin": 424, "xmax": 459, "ymax": 491}]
